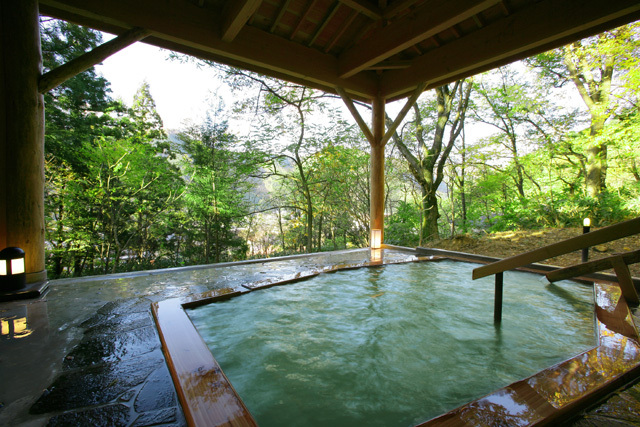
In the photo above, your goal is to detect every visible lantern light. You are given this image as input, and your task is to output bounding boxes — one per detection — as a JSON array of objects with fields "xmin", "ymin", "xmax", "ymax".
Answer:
[
  {"xmin": 371, "ymin": 229, "xmax": 382, "ymax": 249},
  {"xmin": 583, "ymin": 217, "xmax": 591, "ymax": 227},
  {"xmin": 0, "ymin": 247, "xmax": 27, "ymax": 292}
]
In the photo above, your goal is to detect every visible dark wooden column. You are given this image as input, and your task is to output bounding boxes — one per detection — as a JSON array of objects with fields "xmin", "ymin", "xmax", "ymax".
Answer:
[
  {"xmin": 0, "ymin": 0, "xmax": 47, "ymax": 284},
  {"xmin": 370, "ymin": 96, "xmax": 385, "ymax": 244}
]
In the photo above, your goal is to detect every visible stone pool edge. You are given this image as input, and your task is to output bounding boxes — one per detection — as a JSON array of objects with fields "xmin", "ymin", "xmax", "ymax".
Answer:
[{"xmin": 151, "ymin": 250, "xmax": 640, "ymax": 427}]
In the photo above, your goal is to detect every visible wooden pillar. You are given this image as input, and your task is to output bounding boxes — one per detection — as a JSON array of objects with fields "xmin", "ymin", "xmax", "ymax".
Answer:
[
  {"xmin": 0, "ymin": 0, "xmax": 47, "ymax": 284},
  {"xmin": 370, "ymin": 96, "xmax": 385, "ymax": 246}
]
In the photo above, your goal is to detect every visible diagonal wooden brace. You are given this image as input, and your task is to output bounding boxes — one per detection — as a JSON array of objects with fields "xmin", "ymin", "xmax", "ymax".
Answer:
[{"xmin": 611, "ymin": 256, "xmax": 639, "ymax": 306}]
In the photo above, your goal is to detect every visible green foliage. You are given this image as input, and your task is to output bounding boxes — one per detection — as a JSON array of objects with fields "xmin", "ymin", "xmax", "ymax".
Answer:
[
  {"xmin": 177, "ymin": 112, "xmax": 260, "ymax": 264},
  {"xmin": 385, "ymin": 201, "xmax": 421, "ymax": 246},
  {"xmin": 42, "ymin": 19, "xmax": 640, "ymax": 277}
]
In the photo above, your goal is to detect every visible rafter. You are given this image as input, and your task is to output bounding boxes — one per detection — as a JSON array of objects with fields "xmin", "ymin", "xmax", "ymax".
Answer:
[
  {"xmin": 338, "ymin": 0, "xmax": 500, "ymax": 79},
  {"xmin": 324, "ymin": 9, "xmax": 358, "ymax": 53},
  {"xmin": 382, "ymin": 0, "xmax": 422, "ymax": 19},
  {"xmin": 39, "ymin": 0, "xmax": 378, "ymax": 100},
  {"xmin": 308, "ymin": 2, "xmax": 340, "ymax": 47},
  {"xmin": 381, "ymin": 0, "xmax": 640, "ymax": 99},
  {"xmin": 221, "ymin": 0, "xmax": 261, "ymax": 42},
  {"xmin": 270, "ymin": 0, "xmax": 291, "ymax": 33},
  {"xmin": 366, "ymin": 60, "xmax": 411, "ymax": 70},
  {"xmin": 290, "ymin": 0, "xmax": 319, "ymax": 40},
  {"xmin": 338, "ymin": 0, "xmax": 382, "ymax": 20}
]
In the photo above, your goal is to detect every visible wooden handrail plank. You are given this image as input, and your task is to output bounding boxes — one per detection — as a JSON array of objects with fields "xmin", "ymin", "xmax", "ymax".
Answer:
[
  {"xmin": 546, "ymin": 249, "xmax": 640, "ymax": 283},
  {"xmin": 473, "ymin": 217, "xmax": 640, "ymax": 280}
]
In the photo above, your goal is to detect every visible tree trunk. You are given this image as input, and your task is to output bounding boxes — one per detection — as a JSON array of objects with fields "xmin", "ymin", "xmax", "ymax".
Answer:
[
  {"xmin": 421, "ymin": 187, "xmax": 440, "ymax": 241},
  {"xmin": 449, "ymin": 181, "xmax": 455, "ymax": 238},
  {"xmin": 277, "ymin": 208, "xmax": 285, "ymax": 250},
  {"xmin": 305, "ymin": 196, "xmax": 313, "ymax": 253},
  {"xmin": 316, "ymin": 213, "xmax": 323, "ymax": 250}
]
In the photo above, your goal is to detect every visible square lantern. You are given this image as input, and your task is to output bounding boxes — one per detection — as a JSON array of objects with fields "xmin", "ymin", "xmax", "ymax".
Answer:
[
  {"xmin": 370, "ymin": 229, "xmax": 382, "ymax": 249},
  {"xmin": 0, "ymin": 247, "xmax": 26, "ymax": 292}
]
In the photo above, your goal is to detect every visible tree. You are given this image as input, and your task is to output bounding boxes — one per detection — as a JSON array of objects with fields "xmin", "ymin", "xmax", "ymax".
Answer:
[
  {"xmin": 528, "ymin": 23, "xmax": 640, "ymax": 197},
  {"xmin": 223, "ymin": 68, "xmax": 351, "ymax": 253},
  {"xmin": 178, "ymin": 110, "xmax": 260, "ymax": 263},
  {"xmin": 84, "ymin": 136, "xmax": 183, "ymax": 273},
  {"xmin": 390, "ymin": 80, "xmax": 473, "ymax": 242},
  {"xmin": 41, "ymin": 18, "xmax": 119, "ymax": 277},
  {"xmin": 472, "ymin": 67, "xmax": 551, "ymax": 199},
  {"xmin": 129, "ymin": 81, "xmax": 167, "ymax": 143}
]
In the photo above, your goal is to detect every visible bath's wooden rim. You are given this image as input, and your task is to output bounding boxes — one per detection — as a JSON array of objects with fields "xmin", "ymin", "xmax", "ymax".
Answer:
[{"xmin": 151, "ymin": 253, "xmax": 640, "ymax": 427}]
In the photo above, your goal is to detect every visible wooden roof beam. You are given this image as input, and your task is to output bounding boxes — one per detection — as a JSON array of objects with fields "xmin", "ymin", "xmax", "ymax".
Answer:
[
  {"xmin": 366, "ymin": 60, "xmax": 412, "ymax": 70},
  {"xmin": 290, "ymin": 0, "xmax": 319, "ymax": 40},
  {"xmin": 382, "ymin": 0, "xmax": 422, "ymax": 20},
  {"xmin": 39, "ymin": 0, "xmax": 378, "ymax": 99},
  {"xmin": 338, "ymin": 0, "xmax": 500, "ymax": 79},
  {"xmin": 339, "ymin": 0, "xmax": 382, "ymax": 20},
  {"xmin": 308, "ymin": 3, "xmax": 340, "ymax": 47},
  {"xmin": 270, "ymin": 0, "xmax": 291, "ymax": 33},
  {"xmin": 381, "ymin": 0, "xmax": 640, "ymax": 99},
  {"xmin": 221, "ymin": 0, "xmax": 261, "ymax": 42},
  {"xmin": 380, "ymin": 81, "xmax": 426, "ymax": 146},
  {"xmin": 337, "ymin": 87, "xmax": 374, "ymax": 145},
  {"xmin": 39, "ymin": 26, "xmax": 150, "ymax": 93}
]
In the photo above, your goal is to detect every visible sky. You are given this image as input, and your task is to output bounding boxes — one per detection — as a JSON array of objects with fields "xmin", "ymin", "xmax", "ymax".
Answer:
[
  {"xmin": 96, "ymin": 39, "xmax": 231, "ymax": 131},
  {"xmin": 95, "ymin": 37, "xmax": 581, "ymax": 144},
  {"xmin": 94, "ymin": 36, "xmax": 406, "ymax": 136}
]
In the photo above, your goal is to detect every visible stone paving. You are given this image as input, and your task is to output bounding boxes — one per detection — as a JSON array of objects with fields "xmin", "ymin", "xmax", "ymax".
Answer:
[
  {"xmin": 1, "ymin": 247, "xmax": 640, "ymax": 426},
  {"xmin": 29, "ymin": 297, "xmax": 184, "ymax": 427}
]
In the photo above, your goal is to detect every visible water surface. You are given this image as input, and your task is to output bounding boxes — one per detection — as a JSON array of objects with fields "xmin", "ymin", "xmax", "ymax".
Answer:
[{"xmin": 189, "ymin": 260, "xmax": 595, "ymax": 426}]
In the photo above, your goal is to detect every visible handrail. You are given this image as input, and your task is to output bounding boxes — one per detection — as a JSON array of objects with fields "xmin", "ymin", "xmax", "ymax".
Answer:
[
  {"xmin": 472, "ymin": 216, "xmax": 640, "ymax": 280},
  {"xmin": 546, "ymin": 249, "xmax": 640, "ymax": 283}
]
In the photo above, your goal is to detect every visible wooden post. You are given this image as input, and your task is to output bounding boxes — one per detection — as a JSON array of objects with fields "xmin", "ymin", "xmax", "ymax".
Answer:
[
  {"xmin": 494, "ymin": 272, "xmax": 503, "ymax": 323},
  {"xmin": 611, "ymin": 256, "xmax": 639, "ymax": 306},
  {"xmin": 0, "ymin": 0, "xmax": 47, "ymax": 284},
  {"xmin": 582, "ymin": 220, "xmax": 590, "ymax": 263},
  {"xmin": 370, "ymin": 96, "xmax": 385, "ymax": 246}
]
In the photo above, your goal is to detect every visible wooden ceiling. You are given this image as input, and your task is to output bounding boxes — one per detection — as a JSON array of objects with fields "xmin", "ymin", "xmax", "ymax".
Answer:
[{"xmin": 39, "ymin": 0, "xmax": 640, "ymax": 102}]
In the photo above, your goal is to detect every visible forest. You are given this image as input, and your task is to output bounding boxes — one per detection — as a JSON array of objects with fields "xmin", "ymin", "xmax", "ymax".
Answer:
[{"xmin": 42, "ymin": 19, "xmax": 640, "ymax": 278}]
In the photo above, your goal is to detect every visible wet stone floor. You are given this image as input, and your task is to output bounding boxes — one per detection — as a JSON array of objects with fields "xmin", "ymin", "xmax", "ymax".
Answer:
[{"xmin": 1, "ymin": 247, "xmax": 640, "ymax": 426}]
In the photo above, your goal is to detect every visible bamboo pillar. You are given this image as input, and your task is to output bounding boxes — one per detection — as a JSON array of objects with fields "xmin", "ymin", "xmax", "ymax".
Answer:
[
  {"xmin": 0, "ymin": 0, "xmax": 47, "ymax": 284},
  {"xmin": 370, "ymin": 96, "xmax": 385, "ymax": 246}
]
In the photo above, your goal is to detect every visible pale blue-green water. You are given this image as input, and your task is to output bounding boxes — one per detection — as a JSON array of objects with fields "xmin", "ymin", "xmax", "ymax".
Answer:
[{"xmin": 188, "ymin": 260, "xmax": 595, "ymax": 426}]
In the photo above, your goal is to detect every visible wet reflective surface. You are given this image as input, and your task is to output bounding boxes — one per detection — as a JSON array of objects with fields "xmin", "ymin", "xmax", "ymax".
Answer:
[
  {"xmin": 188, "ymin": 261, "xmax": 594, "ymax": 426},
  {"xmin": 2, "ymin": 247, "xmax": 640, "ymax": 427},
  {"xmin": 421, "ymin": 281, "xmax": 640, "ymax": 426},
  {"xmin": 0, "ymin": 248, "xmax": 417, "ymax": 426}
]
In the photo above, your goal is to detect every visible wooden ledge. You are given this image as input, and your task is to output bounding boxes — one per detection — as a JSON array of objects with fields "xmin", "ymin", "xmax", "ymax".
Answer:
[{"xmin": 152, "ymin": 255, "xmax": 640, "ymax": 427}]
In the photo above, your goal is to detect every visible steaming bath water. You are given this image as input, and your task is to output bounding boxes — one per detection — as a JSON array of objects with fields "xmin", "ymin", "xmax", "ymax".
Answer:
[{"xmin": 188, "ymin": 260, "xmax": 595, "ymax": 426}]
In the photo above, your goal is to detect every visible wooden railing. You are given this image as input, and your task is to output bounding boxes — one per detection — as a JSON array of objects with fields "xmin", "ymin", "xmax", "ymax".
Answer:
[{"xmin": 472, "ymin": 216, "xmax": 640, "ymax": 322}]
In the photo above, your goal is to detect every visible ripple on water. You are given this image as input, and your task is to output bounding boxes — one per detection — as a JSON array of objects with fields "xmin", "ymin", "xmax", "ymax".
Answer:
[{"xmin": 188, "ymin": 260, "xmax": 595, "ymax": 427}]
